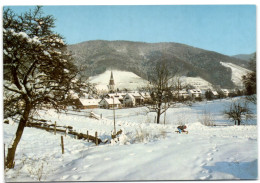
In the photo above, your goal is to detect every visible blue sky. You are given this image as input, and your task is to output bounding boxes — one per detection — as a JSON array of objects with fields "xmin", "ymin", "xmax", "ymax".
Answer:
[{"xmin": 5, "ymin": 5, "xmax": 256, "ymax": 56}]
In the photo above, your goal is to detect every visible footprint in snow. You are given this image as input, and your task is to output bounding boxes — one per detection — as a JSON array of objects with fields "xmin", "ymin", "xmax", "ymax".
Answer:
[
  {"xmin": 201, "ymin": 169, "xmax": 212, "ymax": 174},
  {"xmin": 60, "ymin": 175, "xmax": 70, "ymax": 180},
  {"xmin": 104, "ymin": 157, "xmax": 111, "ymax": 161},
  {"xmin": 207, "ymin": 157, "xmax": 213, "ymax": 161},
  {"xmin": 83, "ymin": 164, "xmax": 91, "ymax": 169},
  {"xmin": 199, "ymin": 174, "xmax": 212, "ymax": 180},
  {"xmin": 147, "ymin": 150, "xmax": 153, "ymax": 153},
  {"xmin": 200, "ymin": 162, "xmax": 207, "ymax": 167},
  {"xmin": 72, "ymin": 167, "xmax": 77, "ymax": 171},
  {"xmin": 207, "ymin": 152, "xmax": 213, "ymax": 156},
  {"xmin": 129, "ymin": 153, "xmax": 135, "ymax": 156},
  {"xmin": 72, "ymin": 175, "xmax": 81, "ymax": 180}
]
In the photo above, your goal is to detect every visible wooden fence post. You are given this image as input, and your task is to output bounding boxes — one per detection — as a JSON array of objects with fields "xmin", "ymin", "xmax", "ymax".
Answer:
[
  {"xmin": 65, "ymin": 127, "xmax": 67, "ymax": 137},
  {"xmin": 61, "ymin": 136, "xmax": 64, "ymax": 154},
  {"xmin": 4, "ymin": 144, "xmax": 6, "ymax": 170},
  {"xmin": 87, "ymin": 131, "xmax": 89, "ymax": 142},
  {"xmin": 95, "ymin": 132, "xmax": 98, "ymax": 146},
  {"xmin": 54, "ymin": 121, "xmax": 56, "ymax": 135}
]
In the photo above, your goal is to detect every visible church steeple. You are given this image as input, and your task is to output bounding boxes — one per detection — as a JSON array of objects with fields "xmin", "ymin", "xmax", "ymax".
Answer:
[{"xmin": 108, "ymin": 71, "xmax": 115, "ymax": 92}]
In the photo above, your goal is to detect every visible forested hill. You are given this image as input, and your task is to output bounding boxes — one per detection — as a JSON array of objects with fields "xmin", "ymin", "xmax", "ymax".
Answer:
[
  {"xmin": 68, "ymin": 40, "xmax": 248, "ymax": 88},
  {"xmin": 232, "ymin": 53, "xmax": 255, "ymax": 62}
]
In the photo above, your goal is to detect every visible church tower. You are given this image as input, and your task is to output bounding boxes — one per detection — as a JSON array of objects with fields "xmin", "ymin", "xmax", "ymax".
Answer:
[{"xmin": 108, "ymin": 71, "xmax": 115, "ymax": 93}]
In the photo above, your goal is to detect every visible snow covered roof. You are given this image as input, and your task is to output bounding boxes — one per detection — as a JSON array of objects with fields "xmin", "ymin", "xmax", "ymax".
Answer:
[
  {"xmin": 179, "ymin": 90, "xmax": 189, "ymax": 94},
  {"xmin": 221, "ymin": 89, "xmax": 229, "ymax": 93},
  {"xmin": 79, "ymin": 99, "xmax": 100, "ymax": 106},
  {"xmin": 107, "ymin": 93, "xmax": 125, "ymax": 100},
  {"xmin": 188, "ymin": 89, "xmax": 202, "ymax": 93},
  {"xmin": 124, "ymin": 93, "xmax": 135, "ymax": 101},
  {"xmin": 129, "ymin": 92, "xmax": 142, "ymax": 98},
  {"xmin": 102, "ymin": 98, "xmax": 121, "ymax": 105},
  {"xmin": 140, "ymin": 92, "xmax": 151, "ymax": 98},
  {"xmin": 212, "ymin": 91, "xmax": 219, "ymax": 96}
]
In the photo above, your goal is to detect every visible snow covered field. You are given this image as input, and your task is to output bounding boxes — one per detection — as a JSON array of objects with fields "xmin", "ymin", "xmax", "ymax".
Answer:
[{"xmin": 3, "ymin": 97, "xmax": 258, "ymax": 181}]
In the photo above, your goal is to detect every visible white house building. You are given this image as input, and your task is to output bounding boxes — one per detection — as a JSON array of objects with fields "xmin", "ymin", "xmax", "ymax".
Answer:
[
  {"xmin": 123, "ymin": 93, "xmax": 136, "ymax": 107},
  {"xmin": 99, "ymin": 98, "xmax": 121, "ymax": 109},
  {"xmin": 221, "ymin": 89, "xmax": 230, "ymax": 97},
  {"xmin": 188, "ymin": 89, "xmax": 202, "ymax": 98},
  {"xmin": 78, "ymin": 98, "xmax": 100, "ymax": 109}
]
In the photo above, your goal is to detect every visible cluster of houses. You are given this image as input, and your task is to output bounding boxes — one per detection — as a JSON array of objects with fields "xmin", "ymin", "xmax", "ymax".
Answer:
[
  {"xmin": 71, "ymin": 71, "xmax": 241, "ymax": 110},
  {"xmin": 74, "ymin": 92, "xmax": 151, "ymax": 109},
  {"xmin": 174, "ymin": 88, "xmax": 230, "ymax": 100}
]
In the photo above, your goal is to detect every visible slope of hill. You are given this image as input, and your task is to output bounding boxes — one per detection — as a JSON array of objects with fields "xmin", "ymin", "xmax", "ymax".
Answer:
[
  {"xmin": 89, "ymin": 70, "xmax": 149, "ymax": 91},
  {"xmin": 68, "ymin": 40, "xmax": 248, "ymax": 88},
  {"xmin": 220, "ymin": 62, "xmax": 251, "ymax": 87}
]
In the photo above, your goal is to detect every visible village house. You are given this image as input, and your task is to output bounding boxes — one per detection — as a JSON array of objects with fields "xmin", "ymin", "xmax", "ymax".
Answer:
[
  {"xmin": 123, "ymin": 93, "xmax": 136, "ymax": 107},
  {"xmin": 210, "ymin": 90, "xmax": 219, "ymax": 99},
  {"xmin": 139, "ymin": 92, "xmax": 152, "ymax": 103},
  {"xmin": 105, "ymin": 93, "xmax": 126, "ymax": 103},
  {"xmin": 129, "ymin": 92, "xmax": 144, "ymax": 105},
  {"xmin": 173, "ymin": 89, "xmax": 189, "ymax": 100},
  {"xmin": 75, "ymin": 98, "xmax": 100, "ymax": 109},
  {"xmin": 188, "ymin": 89, "xmax": 202, "ymax": 99},
  {"xmin": 99, "ymin": 98, "xmax": 121, "ymax": 109},
  {"xmin": 221, "ymin": 89, "xmax": 230, "ymax": 97}
]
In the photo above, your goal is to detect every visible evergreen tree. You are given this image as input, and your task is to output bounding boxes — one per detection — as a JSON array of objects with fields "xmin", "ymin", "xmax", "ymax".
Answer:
[{"xmin": 242, "ymin": 53, "xmax": 256, "ymax": 96}]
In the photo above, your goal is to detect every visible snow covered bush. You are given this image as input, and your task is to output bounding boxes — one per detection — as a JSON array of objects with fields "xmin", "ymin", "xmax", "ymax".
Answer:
[{"xmin": 199, "ymin": 110, "xmax": 215, "ymax": 126}]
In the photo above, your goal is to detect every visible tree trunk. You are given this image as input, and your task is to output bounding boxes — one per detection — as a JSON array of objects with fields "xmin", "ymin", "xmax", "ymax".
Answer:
[
  {"xmin": 156, "ymin": 102, "xmax": 161, "ymax": 124},
  {"xmin": 237, "ymin": 119, "xmax": 241, "ymax": 126},
  {"xmin": 6, "ymin": 102, "xmax": 31, "ymax": 169}
]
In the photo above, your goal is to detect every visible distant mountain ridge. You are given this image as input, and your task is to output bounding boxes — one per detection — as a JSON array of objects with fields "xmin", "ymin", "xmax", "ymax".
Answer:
[
  {"xmin": 232, "ymin": 53, "xmax": 255, "ymax": 62},
  {"xmin": 68, "ymin": 40, "xmax": 249, "ymax": 88}
]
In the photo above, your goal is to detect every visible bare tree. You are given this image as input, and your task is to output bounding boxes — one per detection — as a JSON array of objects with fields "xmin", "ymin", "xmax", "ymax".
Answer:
[
  {"xmin": 148, "ymin": 60, "xmax": 175, "ymax": 124},
  {"xmin": 224, "ymin": 101, "xmax": 252, "ymax": 125},
  {"xmin": 3, "ymin": 6, "xmax": 83, "ymax": 168},
  {"xmin": 171, "ymin": 75, "xmax": 187, "ymax": 101}
]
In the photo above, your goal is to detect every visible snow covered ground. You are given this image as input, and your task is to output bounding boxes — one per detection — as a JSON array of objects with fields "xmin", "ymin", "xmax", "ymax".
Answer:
[{"xmin": 3, "ymin": 97, "xmax": 258, "ymax": 181}]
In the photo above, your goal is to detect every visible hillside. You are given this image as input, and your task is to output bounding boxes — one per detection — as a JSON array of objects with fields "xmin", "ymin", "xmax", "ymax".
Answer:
[
  {"xmin": 68, "ymin": 40, "xmax": 248, "ymax": 88},
  {"xmin": 220, "ymin": 62, "xmax": 251, "ymax": 87},
  {"xmin": 89, "ymin": 70, "xmax": 149, "ymax": 91}
]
